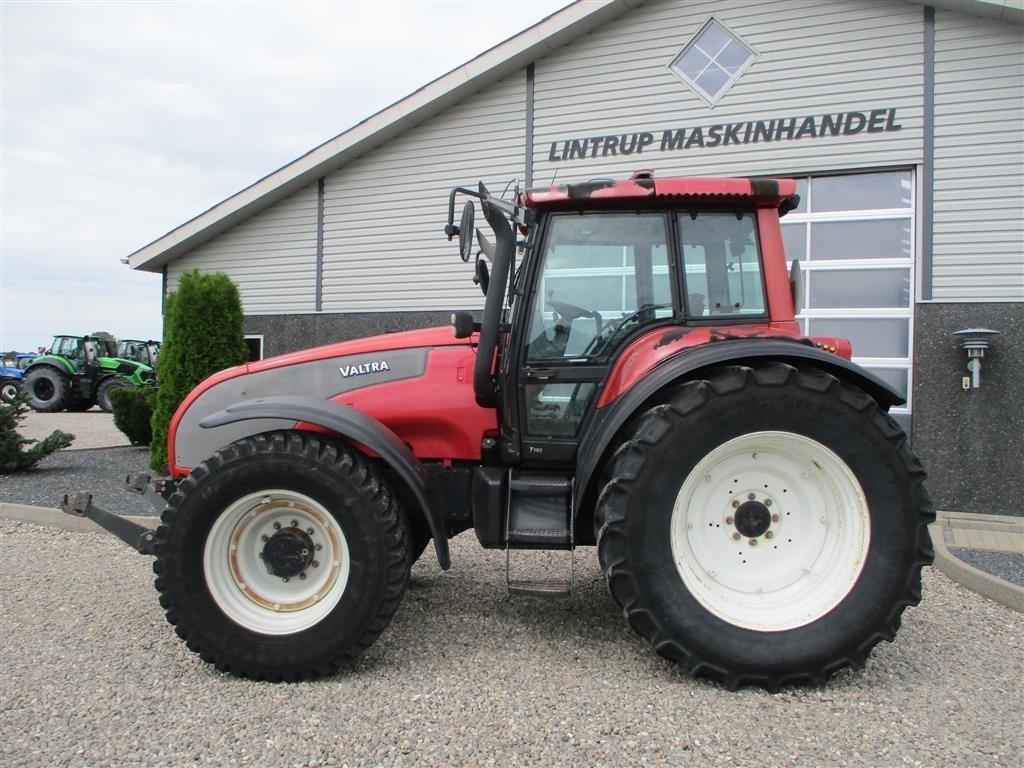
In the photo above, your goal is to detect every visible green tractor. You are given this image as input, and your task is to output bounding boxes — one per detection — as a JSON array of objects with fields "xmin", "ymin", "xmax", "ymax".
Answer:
[
  {"xmin": 117, "ymin": 339, "xmax": 160, "ymax": 369},
  {"xmin": 23, "ymin": 334, "xmax": 155, "ymax": 413}
]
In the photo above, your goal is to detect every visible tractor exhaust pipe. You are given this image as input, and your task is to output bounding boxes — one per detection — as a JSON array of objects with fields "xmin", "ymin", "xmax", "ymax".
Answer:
[{"xmin": 473, "ymin": 183, "xmax": 515, "ymax": 407}]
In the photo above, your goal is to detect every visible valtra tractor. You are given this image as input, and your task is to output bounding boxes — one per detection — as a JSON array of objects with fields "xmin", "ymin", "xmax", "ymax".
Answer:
[{"xmin": 65, "ymin": 172, "xmax": 933, "ymax": 690}]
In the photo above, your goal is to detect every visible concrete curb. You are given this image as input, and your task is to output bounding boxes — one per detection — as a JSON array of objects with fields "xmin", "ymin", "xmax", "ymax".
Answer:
[
  {"xmin": 929, "ymin": 514, "xmax": 1024, "ymax": 614},
  {"xmin": 0, "ymin": 502, "xmax": 156, "ymax": 534}
]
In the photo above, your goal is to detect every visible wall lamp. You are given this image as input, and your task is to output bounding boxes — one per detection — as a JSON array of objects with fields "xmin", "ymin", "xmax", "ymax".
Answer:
[{"xmin": 953, "ymin": 328, "xmax": 1000, "ymax": 390}]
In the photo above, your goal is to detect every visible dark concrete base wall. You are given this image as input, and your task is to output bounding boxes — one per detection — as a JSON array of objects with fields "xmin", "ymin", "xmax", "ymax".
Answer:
[
  {"xmin": 244, "ymin": 311, "xmax": 454, "ymax": 359},
  {"xmin": 912, "ymin": 302, "xmax": 1024, "ymax": 516}
]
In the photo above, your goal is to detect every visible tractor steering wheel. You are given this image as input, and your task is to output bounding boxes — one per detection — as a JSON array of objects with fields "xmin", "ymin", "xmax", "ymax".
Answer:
[{"xmin": 547, "ymin": 298, "xmax": 603, "ymax": 339}]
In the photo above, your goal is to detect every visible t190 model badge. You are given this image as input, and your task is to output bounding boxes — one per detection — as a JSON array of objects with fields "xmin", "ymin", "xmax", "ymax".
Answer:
[{"xmin": 339, "ymin": 360, "xmax": 391, "ymax": 378}]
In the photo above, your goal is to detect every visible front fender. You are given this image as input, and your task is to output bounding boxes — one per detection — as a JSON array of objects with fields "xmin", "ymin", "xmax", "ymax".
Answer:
[{"xmin": 198, "ymin": 395, "xmax": 449, "ymax": 570}]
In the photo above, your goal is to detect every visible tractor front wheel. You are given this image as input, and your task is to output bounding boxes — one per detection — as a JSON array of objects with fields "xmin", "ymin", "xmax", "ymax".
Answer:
[
  {"xmin": 97, "ymin": 377, "xmax": 131, "ymax": 412},
  {"xmin": 595, "ymin": 362, "xmax": 933, "ymax": 690},
  {"xmin": 153, "ymin": 431, "xmax": 409, "ymax": 680},
  {"xmin": 23, "ymin": 366, "xmax": 70, "ymax": 412},
  {"xmin": 1, "ymin": 378, "xmax": 20, "ymax": 403}
]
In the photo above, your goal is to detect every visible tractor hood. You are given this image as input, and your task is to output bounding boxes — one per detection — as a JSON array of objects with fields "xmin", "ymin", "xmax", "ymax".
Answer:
[
  {"xmin": 168, "ymin": 325, "xmax": 476, "ymax": 473},
  {"xmin": 246, "ymin": 326, "xmax": 472, "ymax": 374}
]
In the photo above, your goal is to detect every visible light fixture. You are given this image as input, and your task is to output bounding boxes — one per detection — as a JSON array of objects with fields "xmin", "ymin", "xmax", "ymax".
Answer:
[{"xmin": 953, "ymin": 328, "xmax": 1000, "ymax": 390}]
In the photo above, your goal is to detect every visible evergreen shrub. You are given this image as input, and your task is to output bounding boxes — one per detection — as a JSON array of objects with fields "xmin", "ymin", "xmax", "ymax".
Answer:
[
  {"xmin": 150, "ymin": 270, "xmax": 247, "ymax": 471},
  {"xmin": 110, "ymin": 386, "xmax": 157, "ymax": 446}
]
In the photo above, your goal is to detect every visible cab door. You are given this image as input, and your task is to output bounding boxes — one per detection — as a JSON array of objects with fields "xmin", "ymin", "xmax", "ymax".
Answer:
[{"xmin": 511, "ymin": 211, "xmax": 677, "ymax": 466}]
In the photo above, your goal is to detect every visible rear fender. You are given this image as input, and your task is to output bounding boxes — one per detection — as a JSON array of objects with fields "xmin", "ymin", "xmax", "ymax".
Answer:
[
  {"xmin": 198, "ymin": 395, "xmax": 450, "ymax": 570},
  {"xmin": 575, "ymin": 339, "xmax": 905, "ymax": 515}
]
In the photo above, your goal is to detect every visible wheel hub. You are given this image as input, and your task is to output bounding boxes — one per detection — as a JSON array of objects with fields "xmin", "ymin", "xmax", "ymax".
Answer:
[
  {"xmin": 734, "ymin": 500, "xmax": 772, "ymax": 539},
  {"xmin": 261, "ymin": 527, "xmax": 315, "ymax": 578}
]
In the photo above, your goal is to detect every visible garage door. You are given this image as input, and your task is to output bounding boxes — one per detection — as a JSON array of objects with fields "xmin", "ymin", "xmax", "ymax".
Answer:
[{"xmin": 781, "ymin": 169, "xmax": 915, "ymax": 435}]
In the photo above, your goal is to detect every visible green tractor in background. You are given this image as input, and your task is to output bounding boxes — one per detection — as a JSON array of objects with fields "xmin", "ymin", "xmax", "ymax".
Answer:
[
  {"xmin": 23, "ymin": 334, "xmax": 155, "ymax": 413},
  {"xmin": 117, "ymin": 339, "xmax": 160, "ymax": 369}
]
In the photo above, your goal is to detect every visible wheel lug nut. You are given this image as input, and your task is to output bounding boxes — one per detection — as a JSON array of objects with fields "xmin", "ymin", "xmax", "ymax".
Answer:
[
  {"xmin": 299, "ymin": 573, "xmax": 307, "ymax": 580},
  {"xmin": 307, "ymin": 527, "xmax": 314, "ymax": 535},
  {"xmin": 282, "ymin": 577, "xmax": 289, "ymax": 582},
  {"xmin": 747, "ymin": 493, "xmax": 756, "ymax": 501},
  {"xmin": 273, "ymin": 522, "xmax": 281, "ymax": 530},
  {"xmin": 749, "ymin": 539, "xmax": 758, "ymax": 546},
  {"xmin": 732, "ymin": 532, "xmax": 741, "ymax": 541},
  {"xmin": 291, "ymin": 520, "xmax": 299, "ymax": 527},
  {"xmin": 261, "ymin": 535, "xmax": 269, "ymax": 542},
  {"xmin": 772, "ymin": 514, "xmax": 780, "ymax": 523},
  {"xmin": 725, "ymin": 516, "xmax": 734, "ymax": 525},
  {"xmin": 764, "ymin": 499, "xmax": 772, "ymax": 507},
  {"xmin": 731, "ymin": 499, "xmax": 740, "ymax": 508},
  {"xmin": 765, "ymin": 531, "xmax": 775, "ymax": 540},
  {"xmin": 315, "ymin": 543, "xmax": 322, "ymax": 551},
  {"xmin": 258, "ymin": 552, "xmax": 264, "ymax": 559},
  {"xmin": 312, "ymin": 561, "xmax": 319, "ymax": 568}
]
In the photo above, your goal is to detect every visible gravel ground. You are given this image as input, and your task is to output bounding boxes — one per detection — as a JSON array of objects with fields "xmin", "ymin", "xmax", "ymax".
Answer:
[
  {"xmin": 1, "ymin": 446, "xmax": 155, "ymax": 516},
  {"xmin": 14, "ymin": 409, "xmax": 129, "ymax": 450},
  {"xmin": 952, "ymin": 549, "xmax": 1024, "ymax": 588},
  {"xmin": 2, "ymin": 519, "xmax": 1022, "ymax": 768}
]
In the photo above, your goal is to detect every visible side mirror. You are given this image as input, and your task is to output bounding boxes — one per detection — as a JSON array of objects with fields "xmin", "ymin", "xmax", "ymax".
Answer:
[
  {"xmin": 789, "ymin": 260, "xmax": 804, "ymax": 314},
  {"xmin": 474, "ymin": 257, "xmax": 490, "ymax": 296},
  {"xmin": 459, "ymin": 201, "xmax": 475, "ymax": 263}
]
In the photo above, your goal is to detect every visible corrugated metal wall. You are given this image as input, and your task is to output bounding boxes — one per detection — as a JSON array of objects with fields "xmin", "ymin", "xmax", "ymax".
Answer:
[
  {"xmin": 532, "ymin": 0, "xmax": 924, "ymax": 183},
  {"xmin": 320, "ymin": 74, "xmax": 525, "ymax": 312},
  {"xmin": 932, "ymin": 9, "xmax": 1024, "ymax": 301},
  {"xmin": 168, "ymin": 183, "xmax": 319, "ymax": 313}
]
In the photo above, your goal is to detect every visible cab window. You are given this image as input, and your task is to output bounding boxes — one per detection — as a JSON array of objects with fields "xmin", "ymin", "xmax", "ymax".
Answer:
[
  {"xmin": 526, "ymin": 213, "xmax": 673, "ymax": 362},
  {"xmin": 679, "ymin": 211, "xmax": 765, "ymax": 318}
]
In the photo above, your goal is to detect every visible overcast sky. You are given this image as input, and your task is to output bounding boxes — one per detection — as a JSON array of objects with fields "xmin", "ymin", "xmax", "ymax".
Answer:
[{"xmin": 0, "ymin": 0, "xmax": 573, "ymax": 354}]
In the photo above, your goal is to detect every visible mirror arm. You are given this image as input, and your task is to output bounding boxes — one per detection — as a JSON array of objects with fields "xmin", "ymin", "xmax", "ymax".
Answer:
[{"xmin": 445, "ymin": 186, "xmax": 483, "ymax": 240}]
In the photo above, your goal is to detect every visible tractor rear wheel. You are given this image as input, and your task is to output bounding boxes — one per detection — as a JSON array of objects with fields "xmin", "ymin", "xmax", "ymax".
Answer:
[
  {"xmin": 97, "ymin": 377, "xmax": 131, "ymax": 412},
  {"xmin": 594, "ymin": 362, "xmax": 933, "ymax": 690},
  {"xmin": 153, "ymin": 431, "xmax": 409, "ymax": 680},
  {"xmin": 23, "ymin": 366, "xmax": 70, "ymax": 412}
]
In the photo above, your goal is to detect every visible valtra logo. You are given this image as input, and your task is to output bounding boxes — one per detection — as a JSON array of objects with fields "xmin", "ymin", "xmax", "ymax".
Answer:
[{"xmin": 339, "ymin": 360, "xmax": 391, "ymax": 378}]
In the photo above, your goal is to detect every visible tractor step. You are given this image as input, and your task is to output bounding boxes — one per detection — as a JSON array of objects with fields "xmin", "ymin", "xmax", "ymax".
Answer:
[
  {"xmin": 505, "ymin": 471, "xmax": 574, "ymax": 596},
  {"xmin": 506, "ymin": 472, "xmax": 573, "ymax": 548},
  {"xmin": 506, "ymin": 549, "xmax": 575, "ymax": 597}
]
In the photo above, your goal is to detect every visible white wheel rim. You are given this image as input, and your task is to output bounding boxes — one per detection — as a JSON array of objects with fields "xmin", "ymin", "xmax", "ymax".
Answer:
[
  {"xmin": 670, "ymin": 431, "xmax": 870, "ymax": 632},
  {"xmin": 203, "ymin": 490, "xmax": 350, "ymax": 635}
]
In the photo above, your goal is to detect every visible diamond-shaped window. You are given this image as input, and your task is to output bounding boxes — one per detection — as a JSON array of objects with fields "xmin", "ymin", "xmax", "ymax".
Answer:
[{"xmin": 670, "ymin": 17, "xmax": 757, "ymax": 105}]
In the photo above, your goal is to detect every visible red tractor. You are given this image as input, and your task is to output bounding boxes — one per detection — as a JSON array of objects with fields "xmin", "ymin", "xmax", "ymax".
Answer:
[{"xmin": 68, "ymin": 172, "xmax": 932, "ymax": 690}]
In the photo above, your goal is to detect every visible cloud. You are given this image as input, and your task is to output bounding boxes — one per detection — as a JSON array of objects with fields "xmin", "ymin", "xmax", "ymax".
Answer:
[{"xmin": 1, "ymin": 0, "xmax": 571, "ymax": 352}]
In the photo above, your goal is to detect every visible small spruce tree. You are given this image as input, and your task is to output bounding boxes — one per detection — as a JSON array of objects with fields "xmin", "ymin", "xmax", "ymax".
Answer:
[
  {"xmin": 150, "ymin": 270, "xmax": 248, "ymax": 471},
  {"xmin": 0, "ymin": 396, "xmax": 75, "ymax": 471}
]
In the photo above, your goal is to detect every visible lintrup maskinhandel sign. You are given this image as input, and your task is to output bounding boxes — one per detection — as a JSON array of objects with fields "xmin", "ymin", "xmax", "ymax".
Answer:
[{"xmin": 546, "ymin": 107, "xmax": 902, "ymax": 162}]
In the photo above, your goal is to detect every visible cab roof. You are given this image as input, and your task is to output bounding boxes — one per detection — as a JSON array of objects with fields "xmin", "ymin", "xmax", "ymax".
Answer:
[{"xmin": 519, "ymin": 174, "xmax": 800, "ymax": 212}]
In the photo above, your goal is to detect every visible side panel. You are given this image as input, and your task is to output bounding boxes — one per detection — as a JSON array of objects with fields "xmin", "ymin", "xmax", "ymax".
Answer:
[
  {"xmin": 171, "ymin": 344, "xmax": 496, "ymax": 473},
  {"xmin": 167, "ymin": 183, "xmax": 319, "ymax": 313},
  {"xmin": 932, "ymin": 9, "xmax": 1024, "ymax": 300},
  {"xmin": 174, "ymin": 348, "xmax": 428, "ymax": 471}
]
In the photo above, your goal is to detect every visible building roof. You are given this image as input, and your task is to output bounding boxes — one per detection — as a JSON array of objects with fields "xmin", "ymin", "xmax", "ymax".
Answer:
[{"xmin": 127, "ymin": 0, "xmax": 1022, "ymax": 273}]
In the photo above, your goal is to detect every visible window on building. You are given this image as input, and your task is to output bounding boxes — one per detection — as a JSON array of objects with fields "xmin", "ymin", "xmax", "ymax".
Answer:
[
  {"xmin": 244, "ymin": 335, "xmax": 264, "ymax": 361},
  {"xmin": 780, "ymin": 170, "xmax": 915, "ymax": 433},
  {"xmin": 670, "ymin": 17, "xmax": 756, "ymax": 105}
]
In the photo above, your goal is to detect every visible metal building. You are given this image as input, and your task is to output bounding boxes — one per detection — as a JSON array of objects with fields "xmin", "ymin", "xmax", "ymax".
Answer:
[{"xmin": 126, "ymin": 0, "xmax": 1023, "ymax": 517}]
